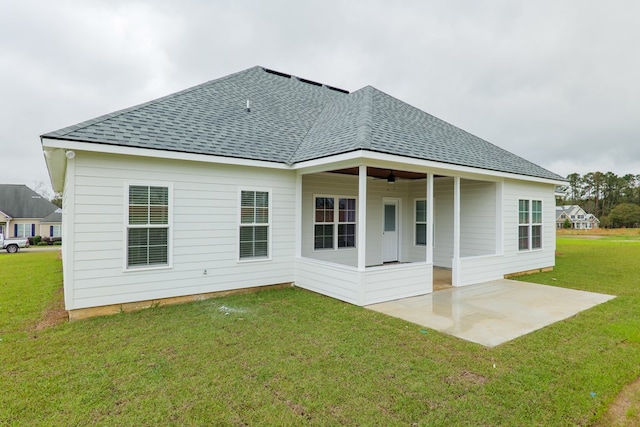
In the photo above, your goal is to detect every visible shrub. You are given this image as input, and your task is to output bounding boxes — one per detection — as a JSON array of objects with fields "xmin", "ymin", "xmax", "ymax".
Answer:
[
  {"xmin": 37, "ymin": 242, "xmax": 49, "ymax": 246},
  {"xmin": 42, "ymin": 236, "xmax": 62, "ymax": 245},
  {"xmin": 53, "ymin": 241, "xmax": 62, "ymax": 246},
  {"xmin": 33, "ymin": 235, "xmax": 42, "ymax": 245}
]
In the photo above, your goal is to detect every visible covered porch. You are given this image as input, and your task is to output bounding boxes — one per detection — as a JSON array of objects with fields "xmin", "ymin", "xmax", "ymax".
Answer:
[{"xmin": 294, "ymin": 162, "xmax": 506, "ymax": 306}]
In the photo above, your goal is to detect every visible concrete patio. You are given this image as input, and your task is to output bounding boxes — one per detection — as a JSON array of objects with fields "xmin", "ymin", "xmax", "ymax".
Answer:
[{"xmin": 366, "ymin": 279, "xmax": 615, "ymax": 347}]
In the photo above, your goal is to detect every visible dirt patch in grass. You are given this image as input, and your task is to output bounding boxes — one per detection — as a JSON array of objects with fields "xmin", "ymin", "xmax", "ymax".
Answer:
[
  {"xmin": 34, "ymin": 287, "xmax": 68, "ymax": 330},
  {"xmin": 596, "ymin": 376, "xmax": 640, "ymax": 426},
  {"xmin": 445, "ymin": 370, "xmax": 488, "ymax": 387}
]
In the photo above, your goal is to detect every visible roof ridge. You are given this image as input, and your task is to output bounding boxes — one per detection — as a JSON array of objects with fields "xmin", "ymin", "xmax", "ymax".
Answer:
[
  {"xmin": 287, "ymin": 100, "xmax": 328, "ymax": 165},
  {"xmin": 357, "ymin": 86, "xmax": 374, "ymax": 150},
  {"xmin": 41, "ymin": 66, "xmax": 264, "ymax": 139},
  {"xmin": 286, "ymin": 85, "xmax": 352, "ymax": 164}
]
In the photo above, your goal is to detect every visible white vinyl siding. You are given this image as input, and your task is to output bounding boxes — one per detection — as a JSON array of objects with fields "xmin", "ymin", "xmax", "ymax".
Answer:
[
  {"xmin": 239, "ymin": 190, "xmax": 270, "ymax": 259},
  {"xmin": 460, "ymin": 180, "xmax": 497, "ymax": 257},
  {"xmin": 59, "ymin": 150, "xmax": 559, "ymax": 310},
  {"xmin": 62, "ymin": 152, "xmax": 295, "ymax": 310},
  {"xmin": 433, "ymin": 177, "xmax": 454, "ymax": 268},
  {"xmin": 500, "ymin": 180, "xmax": 555, "ymax": 276},
  {"xmin": 433, "ymin": 178, "xmax": 498, "ymax": 267},
  {"xmin": 126, "ymin": 185, "xmax": 170, "ymax": 268}
]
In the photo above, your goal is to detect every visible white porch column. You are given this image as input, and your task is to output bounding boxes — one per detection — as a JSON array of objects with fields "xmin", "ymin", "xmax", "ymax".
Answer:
[
  {"xmin": 452, "ymin": 176, "xmax": 461, "ymax": 286},
  {"xmin": 295, "ymin": 172, "xmax": 302, "ymax": 259},
  {"xmin": 426, "ymin": 173, "xmax": 434, "ymax": 264},
  {"xmin": 495, "ymin": 180, "xmax": 504, "ymax": 255},
  {"xmin": 357, "ymin": 165, "xmax": 367, "ymax": 271}
]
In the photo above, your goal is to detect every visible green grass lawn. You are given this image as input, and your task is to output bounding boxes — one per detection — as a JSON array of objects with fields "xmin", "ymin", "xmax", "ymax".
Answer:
[{"xmin": 1, "ymin": 239, "xmax": 639, "ymax": 426}]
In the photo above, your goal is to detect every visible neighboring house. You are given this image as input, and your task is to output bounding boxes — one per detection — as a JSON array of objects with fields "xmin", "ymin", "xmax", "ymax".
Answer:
[
  {"xmin": 41, "ymin": 66, "xmax": 565, "ymax": 319},
  {"xmin": 0, "ymin": 184, "xmax": 62, "ymax": 239},
  {"xmin": 556, "ymin": 205, "xmax": 600, "ymax": 229},
  {"xmin": 41, "ymin": 209, "xmax": 63, "ymax": 238}
]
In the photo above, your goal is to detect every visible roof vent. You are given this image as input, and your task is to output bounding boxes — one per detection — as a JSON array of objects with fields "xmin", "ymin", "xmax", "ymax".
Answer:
[
  {"xmin": 246, "ymin": 100, "xmax": 251, "ymax": 112},
  {"xmin": 263, "ymin": 68, "xmax": 292, "ymax": 79}
]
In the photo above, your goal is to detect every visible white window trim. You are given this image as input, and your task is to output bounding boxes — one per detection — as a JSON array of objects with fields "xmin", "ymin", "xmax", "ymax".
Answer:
[
  {"xmin": 518, "ymin": 198, "xmax": 543, "ymax": 252},
  {"xmin": 312, "ymin": 194, "xmax": 358, "ymax": 252},
  {"xmin": 123, "ymin": 181, "xmax": 173, "ymax": 272},
  {"xmin": 237, "ymin": 187, "xmax": 272, "ymax": 263},
  {"xmin": 414, "ymin": 198, "xmax": 427, "ymax": 247},
  {"xmin": 15, "ymin": 223, "xmax": 34, "ymax": 238}
]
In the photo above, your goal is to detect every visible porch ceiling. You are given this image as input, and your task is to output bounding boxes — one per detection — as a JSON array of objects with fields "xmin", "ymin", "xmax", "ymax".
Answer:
[{"xmin": 330, "ymin": 167, "xmax": 428, "ymax": 180}]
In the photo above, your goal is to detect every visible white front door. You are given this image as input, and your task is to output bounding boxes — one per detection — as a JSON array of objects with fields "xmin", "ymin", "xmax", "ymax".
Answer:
[{"xmin": 383, "ymin": 199, "xmax": 399, "ymax": 262}]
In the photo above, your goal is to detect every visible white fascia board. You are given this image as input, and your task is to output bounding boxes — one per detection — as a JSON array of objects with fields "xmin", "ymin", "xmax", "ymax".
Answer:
[
  {"xmin": 292, "ymin": 151, "xmax": 369, "ymax": 175},
  {"xmin": 41, "ymin": 139, "xmax": 565, "ymax": 186},
  {"xmin": 0, "ymin": 210, "xmax": 12, "ymax": 219},
  {"xmin": 292, "ymin": 150, "xmax": 566, "ymax": 186},
  {"xmin": 40, "ymin": 138, "xmax": 291, "ymax": 170}
]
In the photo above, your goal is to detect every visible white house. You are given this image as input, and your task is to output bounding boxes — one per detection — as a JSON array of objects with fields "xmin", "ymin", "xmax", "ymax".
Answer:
[
  {"xmin": 556, "ymin": 205, "xmax": 600, "ymax": 229},
  {"xmin": 41, "ymin": 66, "xmax": 565, "ymax": 320}
]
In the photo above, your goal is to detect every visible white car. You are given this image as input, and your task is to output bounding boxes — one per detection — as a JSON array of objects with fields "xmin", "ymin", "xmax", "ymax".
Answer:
[{"xmin": 0, "ymin": 233, "xmax": 30, "ymax": 253}]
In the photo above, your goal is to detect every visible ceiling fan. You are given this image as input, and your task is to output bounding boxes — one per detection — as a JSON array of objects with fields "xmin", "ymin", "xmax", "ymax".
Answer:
[{"xmin": 372, "ymin": 169, "xmax": 396, "ymax": 184}]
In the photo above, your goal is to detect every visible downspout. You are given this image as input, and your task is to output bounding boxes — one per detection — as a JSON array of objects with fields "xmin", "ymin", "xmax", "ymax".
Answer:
[{"xmin": 63, "ymin": 150, "xmax": 76, "ymax": 310}]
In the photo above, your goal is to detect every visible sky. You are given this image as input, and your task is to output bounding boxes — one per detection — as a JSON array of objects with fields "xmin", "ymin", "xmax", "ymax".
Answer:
[{"xmin": 2, "ymin": 0, "xmax": 639, "ymax": 198}]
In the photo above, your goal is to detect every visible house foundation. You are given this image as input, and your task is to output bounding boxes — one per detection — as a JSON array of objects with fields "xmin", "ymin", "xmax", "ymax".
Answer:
[{"xmin": 68, "ymin": 282, "xmax": 293, "ymax": 321}]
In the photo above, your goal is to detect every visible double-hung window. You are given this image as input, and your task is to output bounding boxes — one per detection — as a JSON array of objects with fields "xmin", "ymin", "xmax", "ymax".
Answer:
[
  {"xmin": 314, "ymin": 196, "xmax": 356, "ymax": 250},
  {"xmin": 518, "ymin": 199, "xmax": 542, "ymax": 251},
  {"xmin": 239, "ymin": 190, "xmax": 270, "ymax": 259},
  {"xmin": 50, "ymin": 225, "xmax": 62, "ymax": 237},
  {"xmin": 15, "ymin": 223, "xmax": 34, "ymax": 238},
  {"xmin": 415, "ymin": 199, "xmax": 427, "ymax": 246},
  {"xmin": 127, "ymin": 185, "xmax": 170, "ymax": 268}
]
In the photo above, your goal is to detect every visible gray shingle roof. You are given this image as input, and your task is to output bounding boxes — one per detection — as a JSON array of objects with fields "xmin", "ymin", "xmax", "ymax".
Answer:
[
  {"xmin": 0, "ymin": 184, "xmax": 60, "ymax": 220},
  {"xmin": 42, "ymin": 66, "xmax": 564, "ymax": 181},
  {"xmin": 43, "ymin": 66, "xmax": 343, "ymax": 163},
  {"xmin": 41, "ymin": 209, "xmax": 62, "ymax": 223}
]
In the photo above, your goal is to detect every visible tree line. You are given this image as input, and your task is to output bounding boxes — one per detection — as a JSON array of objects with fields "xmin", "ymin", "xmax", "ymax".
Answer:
[{"xmin": 561, "ymin": 172, "xmax": 640, "ymax": 228}]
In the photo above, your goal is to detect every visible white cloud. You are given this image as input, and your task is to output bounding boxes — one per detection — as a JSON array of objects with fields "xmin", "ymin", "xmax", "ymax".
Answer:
[{"xmin": 1, "ymin": 0, "xmax": 639, "ymax": 193}]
